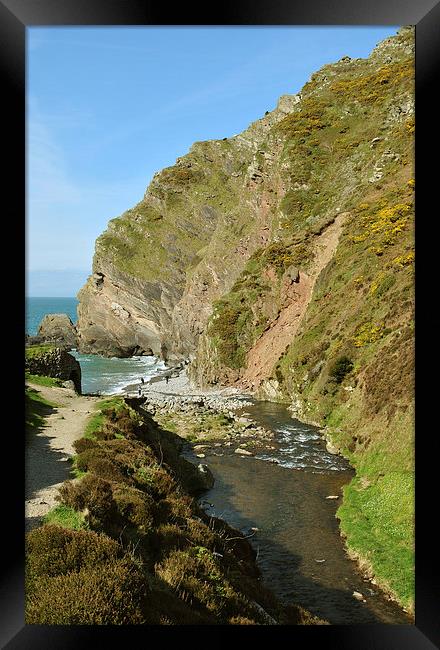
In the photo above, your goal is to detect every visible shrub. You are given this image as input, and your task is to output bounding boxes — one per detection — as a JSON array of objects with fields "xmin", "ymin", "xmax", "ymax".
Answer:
[
  {"xmin": 75, "ymin": 447, "xmax": 128, "ymax": 484},
  {"xmin": 85, "ymin": 477, "xmax": 117, "ymax": 529},
  {"xmin": 73, "ymin": 438, "xmax": 99, "ymax": 454},
  {"xmin": 26, "ymin": 556, "xmax": 146, "ymax": 624},
  {"xmin": 26, "ymin": 525, "xmax": 121, "ymax": 578},
  {"xmin": 151, "ymin": 523, "xmax": 190, "ymax": 556},
  {"xmin": 112, "ymin": 485, "xmax": 155, "ymax": 531},
  {"xmin": 353, "ymin": 322, "xmax": 384, "ymax": 347},
  {"xmin": 58, "ymin": 475, "xmax": 116, "ymax": 529},
  {"xmin": 229, "ymin": 616, "xmax": 256, "ymax": 624},
  {"xmin": 135, "ymin": 462, "xmax": 177, "ymax": 498},
  {"xmin": 329, "ymin": 356, "xmax": 354, "ymax": 383}
]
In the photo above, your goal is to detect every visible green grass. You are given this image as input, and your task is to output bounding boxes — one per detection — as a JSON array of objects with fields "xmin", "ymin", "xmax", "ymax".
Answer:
[
  {"xmin": 26, "ymin": 373, "xmax": 63, "ymax": 388},
  {"xmin": 84, "ymin": 397, "xmax": 125, "ymax": 439},
  {"xmin": 70, "ymin": 456, "xmax": 87, "ymax": 479},
  {"xmin": 25, "ymin": 344, "xmax": 56, "ymax": 359},
  {"xmin": 337, "ymin": 471, "xmax": 414, "ymax": 610},
  {"xmin": 43, "ymin": 504, "xmax": 88, "ymax": 530},
  {"xmin": 25, "ymin": 387, "xmax": 58, "ymax": 436}
]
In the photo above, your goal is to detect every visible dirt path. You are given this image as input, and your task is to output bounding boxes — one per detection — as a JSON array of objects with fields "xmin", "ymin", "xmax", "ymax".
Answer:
[
  {"xmin": 25, "ymin": 383, "xmax": 99, "ymax": 531},
  {"xmin": 242, "ymin": 213, "xmax": 348, "ymax": 388}
]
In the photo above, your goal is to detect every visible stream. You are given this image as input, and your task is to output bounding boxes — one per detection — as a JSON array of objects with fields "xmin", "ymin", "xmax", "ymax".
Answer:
[{"xmin": 183, "ymin": 399, "xmax": 412, "ymax": 625}]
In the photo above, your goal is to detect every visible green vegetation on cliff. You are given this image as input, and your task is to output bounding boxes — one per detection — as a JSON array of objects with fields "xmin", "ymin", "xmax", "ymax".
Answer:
[
  {"xmin": 94, "ymin": 139, "xmax": 254, "ymax": 289},
  {"xmin": 201, "ymin": 28, "xmax": 414, "ymax": 610}
]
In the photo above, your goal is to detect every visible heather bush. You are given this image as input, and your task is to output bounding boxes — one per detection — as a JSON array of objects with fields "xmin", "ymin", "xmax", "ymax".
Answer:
[
  {"xmin": 152, "ymin": 523, "xmax": 190, "ymax": 555},
  {"xmin": 112, "ymin": 485, "xmax": 155, "ymax": 531},
  {"xmin": 155, "ymin": 548, "xmax": 254, "ymax": 621},
  {"xmin": 26, "ymin": 556, "xmax": 146, "ymax": 624},
  {"xmin": 26, "ymin": 525, "xmax": 121, "ymax": 579},
  {"xmin": 229, "ymin": 616, "xmax": 256, "ymax": 624},
  {"xmin": 75, "ymin": 447, "xmax": 128, "ymax": 484},
  {"xmin": 72, "ymin": 437, "xmax": 99, "ymax": 454}
]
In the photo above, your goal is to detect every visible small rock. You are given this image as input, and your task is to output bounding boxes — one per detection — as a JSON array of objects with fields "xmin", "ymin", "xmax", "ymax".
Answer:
[
  {"xmin": 315, "ymin": 559, "xmax": 326, "ymax": 563},
  {"xmin": 325, "ymin": 495, "xmax": 339, "ymax": 500},
  {"xmin": 196, "ymin": 453, "xmax": 206, "ymax": 458},
  {"xmin": 352, "ymin": 591, "xmax": 365, "ymax": 602},
  {"xmin": 326, "ymin": 441, "xmax": 339, "ymax": 455},
  {"xmin": 234, "ymin": 448, "xmax": 253, "ymax": 456}
]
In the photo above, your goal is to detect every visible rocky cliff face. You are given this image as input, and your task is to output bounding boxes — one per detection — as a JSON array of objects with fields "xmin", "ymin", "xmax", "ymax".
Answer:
[
  {"xmin": 37, "ymin": 314, "xmax": 78, "ymax": 349},
  {"xmin": 77, "ymin": 91, "xmax": 302, "ymax": 359},
  {"xmin": 77, "ymin": 27, "xmax": 415, "ymax": 608},
  {"xmin": 78, "ymin": 28, "xmax": 413, "ymax": 372}
]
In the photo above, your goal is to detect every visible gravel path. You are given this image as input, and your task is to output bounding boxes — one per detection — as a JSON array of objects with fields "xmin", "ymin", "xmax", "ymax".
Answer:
[{"xmin": 25, "ymin": 383, "xmax": 99, "ymax": 531}]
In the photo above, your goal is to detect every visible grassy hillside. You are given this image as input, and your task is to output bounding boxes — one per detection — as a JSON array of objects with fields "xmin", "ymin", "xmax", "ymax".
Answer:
[{"xmin": 200, "ymin": 27, "xmax": 414, "ymax": 609}]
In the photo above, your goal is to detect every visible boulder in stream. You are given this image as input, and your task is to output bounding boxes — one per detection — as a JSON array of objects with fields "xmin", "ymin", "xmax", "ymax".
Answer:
[{"xmin": 197, "ymin": 464, "xmax": 214, "ymax": 490}]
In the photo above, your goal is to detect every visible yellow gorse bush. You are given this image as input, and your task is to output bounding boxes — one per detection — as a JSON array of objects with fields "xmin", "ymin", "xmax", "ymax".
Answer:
[
  {"xmin": 392, "ymin": 251, "xmax": 414, "ymax": 267},
  {"xmin": 353, "ymin": 322, "xmax": 384, "ymax": 347},
  {"xmin": 352, "ymin": 202, "xmax": 412, "ymax": 253}
]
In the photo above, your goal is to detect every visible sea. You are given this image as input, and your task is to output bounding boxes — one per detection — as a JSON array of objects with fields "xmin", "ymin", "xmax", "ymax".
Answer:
[{"xmin": 26, "ymin": 297, "xmax": 166, "ymax": 395}]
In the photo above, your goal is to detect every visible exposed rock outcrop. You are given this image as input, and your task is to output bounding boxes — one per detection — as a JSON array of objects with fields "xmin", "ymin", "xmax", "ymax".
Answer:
[
  {"xmin": 76, "ymin": 90, "xmax": 303, "ymax": 359},
  {"xmin": 25, "ymin": 346, "xmax": 82, "ymax": 393},
  {"xmin": 37, "ymin": 314, "xmax": 78, "ymax": 349}
]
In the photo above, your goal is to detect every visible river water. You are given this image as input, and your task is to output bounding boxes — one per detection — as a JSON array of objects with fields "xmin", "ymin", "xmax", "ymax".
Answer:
[{"xmin": 183, "ymin": 399, "xmax": 412, "ymax": 625}]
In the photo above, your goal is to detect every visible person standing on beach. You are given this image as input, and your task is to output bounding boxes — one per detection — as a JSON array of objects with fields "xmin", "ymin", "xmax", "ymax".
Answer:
[
  {"xmin": 140, "ymin": 377, "xmax": 144, "ymax": 384},
  {"xmin": 166, "ymin": 376, "xmax": 169, "ymax": 385}
]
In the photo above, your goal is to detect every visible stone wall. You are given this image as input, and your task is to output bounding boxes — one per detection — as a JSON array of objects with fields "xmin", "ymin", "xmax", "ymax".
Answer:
[{"xmin": 25, "ymin": 347, "xmax": 82, "ymax": 393}]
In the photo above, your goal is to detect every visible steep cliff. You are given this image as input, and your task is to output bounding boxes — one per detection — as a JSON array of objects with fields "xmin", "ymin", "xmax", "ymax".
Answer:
[
  {"xmin": 77, "ymin": 93, "xmax": 301, "ymax": 359},
  {"xmin": 78, "ymin": 28, "xmax": 414, "ymax": 608}
]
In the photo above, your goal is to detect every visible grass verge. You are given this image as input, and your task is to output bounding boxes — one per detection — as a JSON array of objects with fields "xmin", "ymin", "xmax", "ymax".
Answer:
[
  {"xmin": 43, "ymin": 504, "xmax": 88, "ymax": 531},
  {"xmin": 26, "ymin": 373, "xmax": 64, "ymax": 387},
  {"xmin": 337, "ymin": 470, "xmax": 414, "ymax": 612}
]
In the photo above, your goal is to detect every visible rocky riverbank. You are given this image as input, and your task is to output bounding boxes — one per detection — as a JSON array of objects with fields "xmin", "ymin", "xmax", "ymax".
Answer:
[
  {"xmin": 26, "ymin": 382, "xmax": 323, "ymax": 625},
  {"xmin": 123, "ymin": 368, "xmax": 276, "ymax": 458}
]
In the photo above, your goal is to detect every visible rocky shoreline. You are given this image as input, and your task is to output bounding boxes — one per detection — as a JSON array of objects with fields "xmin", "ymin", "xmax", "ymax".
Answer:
[{"xmin": 122, "ymin": 368, "xmax": 277, "ymax": 459}]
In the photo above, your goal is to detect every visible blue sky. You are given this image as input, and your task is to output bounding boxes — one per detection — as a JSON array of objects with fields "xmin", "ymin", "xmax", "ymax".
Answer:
[{"xmin": 27, "ymin": 25, "xmax": 399, "ymax": 296}]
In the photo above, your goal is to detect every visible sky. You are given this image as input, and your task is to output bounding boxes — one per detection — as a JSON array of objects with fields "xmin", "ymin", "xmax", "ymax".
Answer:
[{"xmin": 27, "ymin": 25, "xmax": 399, "ymax": 297}]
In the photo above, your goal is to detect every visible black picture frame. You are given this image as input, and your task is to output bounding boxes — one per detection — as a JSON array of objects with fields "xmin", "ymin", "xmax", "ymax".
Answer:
[{"xmin": 5, "ymin": 0, "xmax": 437, "ymax": 647}]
